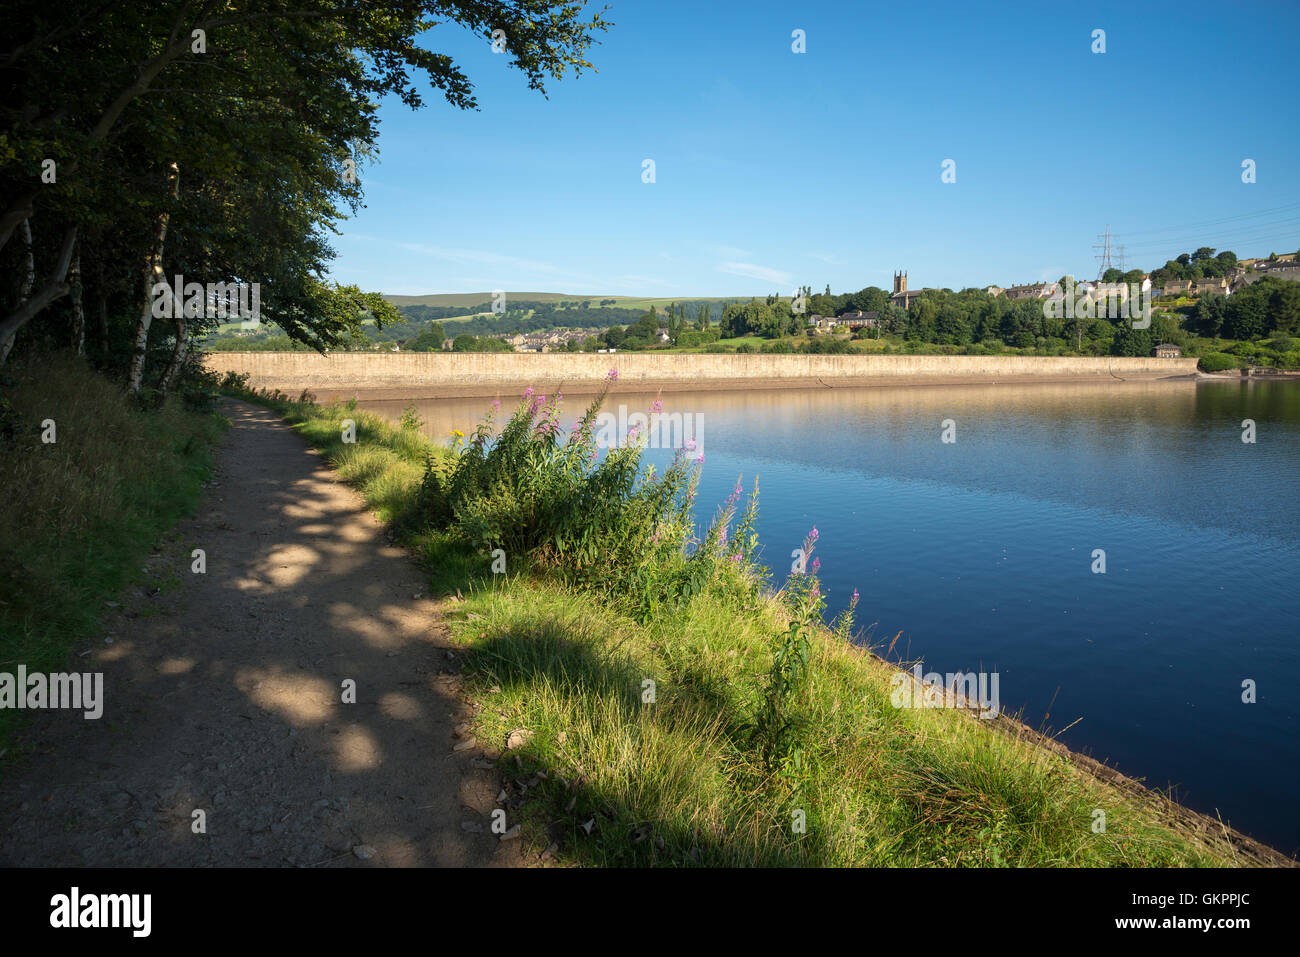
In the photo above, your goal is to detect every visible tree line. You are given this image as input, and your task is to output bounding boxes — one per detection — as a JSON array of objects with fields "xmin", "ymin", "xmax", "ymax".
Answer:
[{"xmin": 0, "ymin": 1, "xmax": 609, "ymax": 398}]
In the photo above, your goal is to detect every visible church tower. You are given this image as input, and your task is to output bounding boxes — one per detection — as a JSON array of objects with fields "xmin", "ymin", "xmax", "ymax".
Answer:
[{"xmin": 893, "ymin": 271, "xmax": 908, "ymax": 295}]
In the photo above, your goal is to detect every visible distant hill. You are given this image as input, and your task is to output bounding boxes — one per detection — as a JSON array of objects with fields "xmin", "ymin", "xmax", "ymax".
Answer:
[
  {"xmin": 384, "ymin": 292, "xmax": 607, "ymax": 307},
  {"xmin": 383, "ymin": 292, "xmax": 739, "ymax": 308}
]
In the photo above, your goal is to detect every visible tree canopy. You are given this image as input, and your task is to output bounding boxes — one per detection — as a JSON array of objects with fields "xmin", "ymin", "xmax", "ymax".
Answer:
[{"xmin": 0, "ymin": 0, "xmax": 610, "ymax": 395}]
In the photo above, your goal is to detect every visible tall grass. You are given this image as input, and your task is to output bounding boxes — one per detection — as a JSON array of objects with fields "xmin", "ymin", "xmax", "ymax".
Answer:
[
  {"xmin": 226, "ymin": 377, "xmax": 1288, "ymax": 867},
  {"xmin": 0, "ymin": 353, "xmax": 225, "ymax": 750}
]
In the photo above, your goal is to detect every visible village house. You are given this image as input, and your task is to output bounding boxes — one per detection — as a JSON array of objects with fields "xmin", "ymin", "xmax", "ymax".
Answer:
[
  {"xmin": 1161, "ymin": 279, "xmax": 1193, "ymax": 297},
  {"xmin": 1254, "ymin": 259, "xmax": 1300, "ymax": 282},
  {"xmin": 1153, "ymin": 343, "xmax": 1183, "ymax": 358},
  {"xmin": 829, "ymin": 310, "xmax": 882, "ymax": 333},
  {"xmin": 1193, "ymin": 276, "xmax": 1230, "ymax": 297},
  {"xmin": 1003, "ymin": 282, "xmax": 1052, "ymax": 300},
  {"xmin": 837, "ymin": 310, "xmax": 880, "ymax": 323}
]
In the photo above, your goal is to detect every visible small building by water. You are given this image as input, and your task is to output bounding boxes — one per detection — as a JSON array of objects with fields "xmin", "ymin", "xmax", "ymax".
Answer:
[{"xmin": 1154, "ymin": 343, "xmax": 1183, "ymax": 358}]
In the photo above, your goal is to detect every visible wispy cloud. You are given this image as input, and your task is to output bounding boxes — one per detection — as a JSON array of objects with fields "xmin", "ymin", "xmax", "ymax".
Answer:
[
  {"xmin": 618, "ymin": 274, "xmax": 678, "ymax": 290},
  {"xmin": 718, "ymin": 261, "xmax": 792, "ymax": 285},
  {"xmin": 704, "ymin": 243, "xmax": 752, "ymax": 260},
  {"xmin": 394, "ymin": 241, "xmax": 562, "ymax": 276}
]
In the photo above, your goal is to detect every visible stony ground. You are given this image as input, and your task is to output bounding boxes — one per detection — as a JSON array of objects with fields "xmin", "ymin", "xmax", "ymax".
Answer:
[{"xmin": 0, "ymin": 399, "xmax": 521, "ymax": 867}]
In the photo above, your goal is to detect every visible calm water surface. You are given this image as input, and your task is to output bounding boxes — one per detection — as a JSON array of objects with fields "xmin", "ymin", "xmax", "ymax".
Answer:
[{"xmin": 363, "ymin": 379, "xmax": 1300, "ymax": 854}]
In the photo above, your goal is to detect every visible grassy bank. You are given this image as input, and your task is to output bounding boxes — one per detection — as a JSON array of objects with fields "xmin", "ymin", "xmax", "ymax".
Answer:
[
  {"xmin": 0, "ymin": 354, "xmax": 226, "ymax": 751},
  {"xmin": 225, "ymin": 377, "xmax": 1285, "ymax": 867}
]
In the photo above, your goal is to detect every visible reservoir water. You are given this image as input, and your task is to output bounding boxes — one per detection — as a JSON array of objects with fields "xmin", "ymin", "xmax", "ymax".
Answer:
[{"xmin": 361, "ymin": 378, "xmax": 1300, "ymax": 854}]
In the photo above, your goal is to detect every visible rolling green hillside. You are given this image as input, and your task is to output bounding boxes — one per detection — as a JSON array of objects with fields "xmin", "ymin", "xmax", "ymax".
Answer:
[{"xmin": 383, "ymin": 292, "xmax": 740, "ymax": 309}]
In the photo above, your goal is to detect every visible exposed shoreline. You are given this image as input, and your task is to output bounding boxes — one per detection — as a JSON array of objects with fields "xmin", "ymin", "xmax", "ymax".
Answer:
[
  {"xmin": 332, "ymin": 370, "xmax": 1292, "ymax": 402},
  {"xmin": 312, "ymin": 373, "xmax": 1192, "ymax": 402}
]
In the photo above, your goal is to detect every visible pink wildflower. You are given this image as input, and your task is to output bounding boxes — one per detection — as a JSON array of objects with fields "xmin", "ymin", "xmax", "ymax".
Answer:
[{"xmin": 606, "ymin": 369, "xmax": 619, "ymax": 382}]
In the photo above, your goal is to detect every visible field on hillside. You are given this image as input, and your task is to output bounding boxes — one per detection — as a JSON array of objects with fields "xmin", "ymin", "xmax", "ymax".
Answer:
[{"xmin": 384, "ymin": 292, "xmax": 744, "ymax": 309}]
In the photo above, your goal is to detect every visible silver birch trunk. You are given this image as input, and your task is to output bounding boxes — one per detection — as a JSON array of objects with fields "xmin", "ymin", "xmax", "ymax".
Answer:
[
  {"xmin": 69, "ymin": 248, "xmax": 84, "ymax": 356},
  {"xmin": 126, "ymin": 161, "xmax": 179, "ymax": 395}
]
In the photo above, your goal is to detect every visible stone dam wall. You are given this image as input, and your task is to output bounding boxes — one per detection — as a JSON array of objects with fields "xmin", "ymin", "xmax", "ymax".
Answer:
[{"xmin": 203, "ymin": 351, "xmax": 1200, "ymax": 398}]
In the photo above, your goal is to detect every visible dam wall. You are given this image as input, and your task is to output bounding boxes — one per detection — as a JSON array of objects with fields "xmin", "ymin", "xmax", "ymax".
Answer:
[{"xmin": 202, "ymin": 351, "xmax": 1200, "ymax": 398}]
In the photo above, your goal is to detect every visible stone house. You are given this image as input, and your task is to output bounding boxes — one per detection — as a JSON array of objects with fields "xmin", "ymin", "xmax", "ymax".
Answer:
[
  {"xmin": 1004, "ymin": 282, "xmax": 1051, "ymax": 300},
  {"xmin": 1193, "ymin": 277, "xmax": 1229, "ymax": 297}
]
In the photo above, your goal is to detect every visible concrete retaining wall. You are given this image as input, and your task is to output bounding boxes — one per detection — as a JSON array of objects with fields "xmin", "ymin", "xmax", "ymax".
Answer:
[{"xmin": 203, "ymin": 351, "xmax": 1199, "ymax": 396}]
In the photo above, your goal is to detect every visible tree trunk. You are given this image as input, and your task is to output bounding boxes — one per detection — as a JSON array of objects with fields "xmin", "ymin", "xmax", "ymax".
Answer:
[
  {"xmin": 126, "ymin": 161, "xmax": 180, "ymax": 396},
  {"xmin": 19, "ymin": 218, "xmax": 34, "ymax": 298},
  {"xmin": 69, "ymin": 247, "xmax": 84, "ymax": 355},
  {"xmin": 158, "ymin": 313, "xmax": 188, "ymax": 402},
  {"xmin": 0, "ymin": 221, "xmax": 76, "ymax": 367},
  {"xmin": 97, "ymin": 292, "xmax": 109, "ymax": 358},
  {"xmin": 0, "ymin": 189, "xmax": 38, "ymax": 257}
]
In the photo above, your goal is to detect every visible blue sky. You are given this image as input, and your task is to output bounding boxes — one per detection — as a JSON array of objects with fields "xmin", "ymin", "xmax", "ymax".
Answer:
[{"xmin": 330, "ymin": 0, "xmax": 1300, "ymax": 297}]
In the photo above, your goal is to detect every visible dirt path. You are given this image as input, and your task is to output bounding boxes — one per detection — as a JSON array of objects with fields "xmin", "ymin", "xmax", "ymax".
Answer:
[{"xmin": 0, "ymin": 399, "xmax": 518, "ymax": 867}]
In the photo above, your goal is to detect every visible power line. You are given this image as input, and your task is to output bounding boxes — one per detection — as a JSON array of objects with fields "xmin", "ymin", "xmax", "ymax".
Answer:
[
  {"xmin": 1115, "ymin": 202, "xmax": 1300, "ymax": 238},
  {"xmin": 1118, "ymin": 218, "xmax": 1300, "ymax": 250},
  {"xmin": 1120, "ymin": 227, "xmax": 1300, "ymax": 255}
]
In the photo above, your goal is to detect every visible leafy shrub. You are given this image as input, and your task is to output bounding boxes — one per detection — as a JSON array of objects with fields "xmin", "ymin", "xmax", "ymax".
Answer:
[
  {"xmin": 1198, "ymin": 352, "xmax": 1241, "ymax": 372},
  {"xmin": 802, "ymin": 336, "xmax": 851, "ymax": 354},
  {"xmin": 412, "ymin": 381, "xmax": 757, "ymax": 615},
  {"xmin": 399, "ymin": 402, "xmax": 424, "ymax": 432}
]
